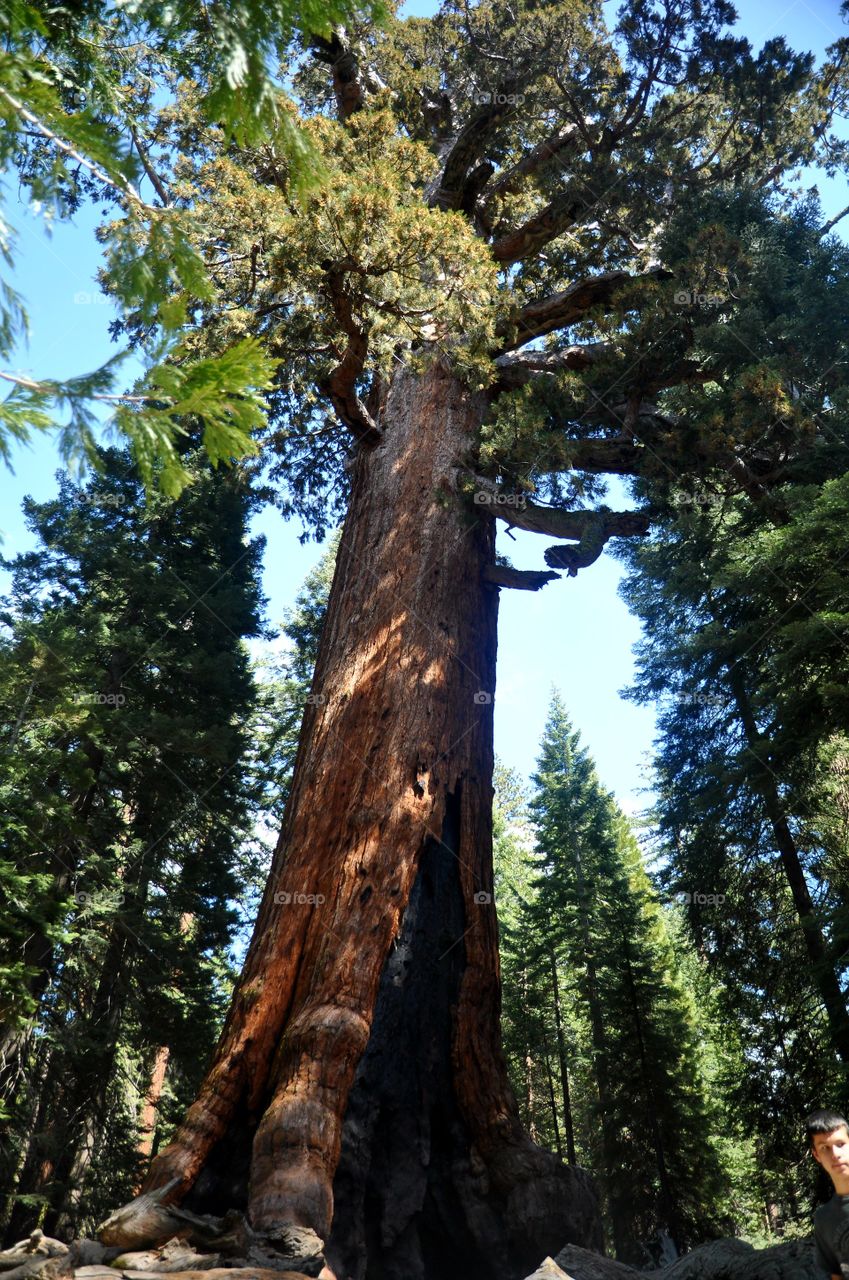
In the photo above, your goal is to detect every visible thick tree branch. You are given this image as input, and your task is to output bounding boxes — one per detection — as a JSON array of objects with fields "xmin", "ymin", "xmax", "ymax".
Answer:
[
  {"xmin": 548, "ymin": 437, "xmax": 644, "ymax": 475},
  {"xmin": 482, "ymin": 124, "xmax": 583, "ymax": 201},
  {"xmin": 489, "ymin": 496, "xmax": 649, "ymax": 544},
  {"xmin": 471, "ymin": 477, "xmax": 649, "ymax": 574},
  {"xmin": 483, "ymin": 565, "xmax": 561, "ymax": 590},
  {"xmin": 492, "ymin": 343, "xmax": 614, "ymax": 387},
  {"xmin": 318, "ymin": 271, "xmax": 383, "ymax": 446},
  {"xmin": 310, "ymin": 30, "xmax": 386, "ymax": 121},
  {"xmin": 490, "ymin": 187, "xmax": 591, "ymax": 265},
  {"xmin": 820, "ymin": 202, "xmax": 849, "ymax": 236},
  {"xmin": 429, "ymin": 85, "xmax": 522, "ymax": 212},
  {"xmin": 497, "ymin": 268, "xmax": 672, "ymax": 351}
]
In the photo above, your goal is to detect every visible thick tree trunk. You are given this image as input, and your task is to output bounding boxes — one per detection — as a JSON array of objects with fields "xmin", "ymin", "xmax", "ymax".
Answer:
[
  {"xmin": 39, "ymin": 918, "xmax": 128, "ymax": 1239},
  {"xmin": 129, "ymin": 360, "xmax": 601, "ymax": 1278}
]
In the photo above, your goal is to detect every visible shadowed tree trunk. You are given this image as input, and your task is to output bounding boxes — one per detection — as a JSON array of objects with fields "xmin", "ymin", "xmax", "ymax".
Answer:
[
  {"xmin": 127, "ymin": 361, "xmax": 600, "ymax": 1278},
  {"xmin": 548, "ymin": 949, "xmax": 576, "ymax": 1167},
  {"xmin": 137, "ymin": 1049, "xmax": 170, "ymax": 1167},
  {"xmin": 725, "ymin": 663, "xmax": 849, "ymax": 1063}
]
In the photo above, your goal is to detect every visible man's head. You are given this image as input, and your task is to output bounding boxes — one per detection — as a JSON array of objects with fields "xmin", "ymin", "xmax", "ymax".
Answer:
[{"xmin": 807, "ymin": 1109, "xmax": 849, "ymax": 1187}]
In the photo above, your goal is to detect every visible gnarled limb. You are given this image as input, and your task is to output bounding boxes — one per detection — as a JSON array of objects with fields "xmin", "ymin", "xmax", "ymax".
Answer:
[
  {"xmin": 490, "ymin": 188, "xmax": 593, "ymax": 266},
  {"xmin": 309, "ymin": 30, "xmax": 386, "ymax": 122},
  {"xmin": 471, "ymin": 480, "xmax": 649, "ymax": 543},
  {"xmin": 470, "ymin": 479, "xmax": 649, "ymax": 575},
  {"xmin": 483, "ymin": 125, "xmax": 583, "ymax": 202},
  {"xmin": 318, "ymin": 271, "xmax": 382, "ymax": 447},
  {"xmin": 498, "ymin": 268, "xmax": 672, "ymax": 350},
  {"xmin": 483, "ymin": 565, "xmax": 561, "ymax": 590},
  {"xmin": 492, "ymin": 344, "xmax": 613, "ymax": 386},
  {"xmin": 429, "ymin": 84, "xmax": 523, "ymax": 212}
]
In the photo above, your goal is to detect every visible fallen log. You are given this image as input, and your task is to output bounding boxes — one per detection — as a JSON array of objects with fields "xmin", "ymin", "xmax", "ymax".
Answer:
[
  {"xmin": 665, "ymin": 1238, "xmax": 820, "ymax": 1279},
  {"xmin": 97, "ymin": 1191, "xmax": 246, "ymax": 1256},
  {"xmin": 67, "ymin": 1245, "xmax": 112, "ymax": 1269},
  {"xmin": 97, "ymin": 1182, "xmax": 186, "ymax": 1250},
  {"xmin": 0, "ymin": 1234, "xmax": 69, "ymax": 1272},
  {"xmin": 117, "ymin": 1269, "xmax": 316, "ymax": 1280},
  {"xmin": 0, "ymin": 1253, "xmax": 73, "ymax": 1280},
  {"xmin": 548, "ymin": 1245, "xmax": 638, "ymax": 1279},
  {"xmin": 109, "ymin": 1241, "xmax": 221, "ymax": 1273}
]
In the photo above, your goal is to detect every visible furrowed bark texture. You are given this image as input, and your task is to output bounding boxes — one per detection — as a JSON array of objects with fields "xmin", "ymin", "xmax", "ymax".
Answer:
[{"xmin": 136, "ymin": 361, "xmax": 600, "ymax": 1276}]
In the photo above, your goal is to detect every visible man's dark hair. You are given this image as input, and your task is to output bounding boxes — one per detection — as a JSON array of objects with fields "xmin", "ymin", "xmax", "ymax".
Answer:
[{"xmin": 805, "ymin": 1109, "xmax": 849, "ymax": 1148}]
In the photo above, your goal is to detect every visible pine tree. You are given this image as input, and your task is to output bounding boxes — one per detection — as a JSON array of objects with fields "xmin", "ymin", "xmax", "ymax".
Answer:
[
  {"xmin": 616, "ymin": 205, "xmax": 849, "ymax": 1203},
  {"xmin": 494, "ymin": 763, "xmax": 580, "ymax": 1161},
  {"xmin": 528, "ymin": 693, "xmax": 729, "ymax": 1264},
  {"xmin": 0, "ymin": 448, "xmax": 268, "ymax": 1237}
]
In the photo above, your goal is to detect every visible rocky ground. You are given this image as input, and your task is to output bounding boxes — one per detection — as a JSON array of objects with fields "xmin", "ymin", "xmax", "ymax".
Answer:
[
  {"xmin": 0, "ymin": 1210, "xmax": 821, "ymax": 1280},
  {"xmin": 532, "ymin": 1237, "xmax": 821, "ymax": 1279}
]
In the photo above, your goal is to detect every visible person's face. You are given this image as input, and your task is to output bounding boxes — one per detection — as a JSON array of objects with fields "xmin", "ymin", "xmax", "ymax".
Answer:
[{"xmin": 812, "ymin": 1126, "xmax": 849, "ymax": 1179}]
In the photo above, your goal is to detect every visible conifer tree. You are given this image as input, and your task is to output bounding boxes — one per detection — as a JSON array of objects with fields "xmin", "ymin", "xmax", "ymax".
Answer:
[
  {"xmin": 528, "ymin": 693, "xmax": 729, "ymax": 1263},
  {"xmin": 0, "ymin": 449, "xmax": 268, "ymax": 1238},
  {"xmin": 494, "ymin": 763, "xmax": 580, "ymax": 1160},
  {"xmin": 619, "ymin": 498, "xmax": 849, "ymax": 1204}
]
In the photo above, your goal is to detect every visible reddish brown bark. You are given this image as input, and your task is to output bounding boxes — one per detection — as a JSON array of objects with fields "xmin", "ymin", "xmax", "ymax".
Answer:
[
  {"xmin": 133, "ymin": 359, "xmax": 600, "ymax": 1276},
  {"xmin": 137, "ymin": 1046, "xmax": 171, "ymax": 1164}
]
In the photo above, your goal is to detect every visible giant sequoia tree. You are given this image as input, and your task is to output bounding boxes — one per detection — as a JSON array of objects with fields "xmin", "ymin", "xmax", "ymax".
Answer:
[{"xmin": 90, "ymin": 3, "xmax": 849, "ymax": 1277}]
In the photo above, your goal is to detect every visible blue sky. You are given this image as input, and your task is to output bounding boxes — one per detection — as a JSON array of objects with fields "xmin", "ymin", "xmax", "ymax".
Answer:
[{"xmin": 1, "ymin": 0, "xmax": 847, "ymax": 813}]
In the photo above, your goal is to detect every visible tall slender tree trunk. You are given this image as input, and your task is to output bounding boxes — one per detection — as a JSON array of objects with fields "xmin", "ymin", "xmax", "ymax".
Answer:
[
  {"xmin": 46, "ymin": 929, "xmax": 128, "ymax": 1239},
  {"xmin": 14, "ymin": 839, "xmax": 140, "ymax": 1240},
  {"xmin": 131, "ymin": 361, "xmax": 600, "ymax": 1279},
  {"xmin": 4, "ymin": 1039, "xmax": 67, "ymax": 1244},
  {"xmin": 520, "ymin": 967, "xmax": 539, "ymax": 1140},
  {"xmin": 0, "ymin": 1041, "xmax": 54, "ymax": 1243},
  {"xmin": 726, "ymin": 665, "xmax": 849, "ymax": 1064},
  {"xmin": 573, "ymin": 847, "xmax": 616, "ymax": 1241},
  {"xmin": 620, "ymin": 951, "xmax": 679, "ymax": 1250},
  {"xmin": 548, "ymin": 948, "xmax": 576, "ymax": 1166},
  {"xmin": 137, "ymin": 1047, "xmax": 171, "ymax": 1167},
  {"xmin": 541, "ymin": 1027, "xmax": 562, "ymax": 1157},
  {"xmin": 0, "ymin": 751, "xmax": 103, "ymax": 1103}
]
